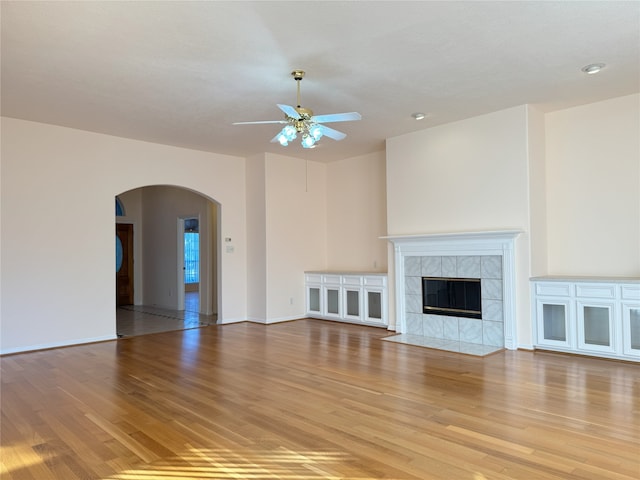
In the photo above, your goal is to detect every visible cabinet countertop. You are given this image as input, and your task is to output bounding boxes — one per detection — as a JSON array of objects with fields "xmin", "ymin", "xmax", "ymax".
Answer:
[
  {"xmin": 305, "ymin": 271, "xmax": 388, "ymax": 276},
  {"xmin": 531, "ymin": 276, "xmax": 640, "ymax": 284}
]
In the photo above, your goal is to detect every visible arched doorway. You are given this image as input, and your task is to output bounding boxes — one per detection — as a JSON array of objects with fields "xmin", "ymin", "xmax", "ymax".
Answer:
[{"xmin": 115, "ymin": 185, "xmax": 220, "ymax": 337}]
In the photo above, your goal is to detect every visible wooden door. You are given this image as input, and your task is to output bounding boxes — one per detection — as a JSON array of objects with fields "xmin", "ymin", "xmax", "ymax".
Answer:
[{"xmin": 116, "ymin": 224, "xmax": 134, "ymax": 306}]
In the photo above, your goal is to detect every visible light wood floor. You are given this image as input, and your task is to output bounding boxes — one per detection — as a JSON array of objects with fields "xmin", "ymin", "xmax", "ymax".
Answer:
[{"xmin": 1, "ymin": 320, "xmax": 639, "ymax": 479}]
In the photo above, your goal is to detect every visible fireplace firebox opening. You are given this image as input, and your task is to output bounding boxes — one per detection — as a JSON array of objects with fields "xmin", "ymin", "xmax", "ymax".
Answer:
[{"xmin": 422, "ymin": 277, "xmax": 481, "ymax": 319}]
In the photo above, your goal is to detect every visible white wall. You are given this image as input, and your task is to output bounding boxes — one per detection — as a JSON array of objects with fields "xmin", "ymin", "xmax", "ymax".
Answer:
[
  {"xmin": 387, "ymin": 106, "xmax": 530, "ymax": 234},
  {"xmin": 245, "ymin": 153, "xmax": 327, "ymax": 323},
  {"xmin": 326, "ymin": 151, "xmax": 388, "ymax": 271},
  {"xmin": 246, "ymin": 154, "xmax": 267, "ymax": 322},
  {"xmin": 264, "ymin": 154, "xmax": 327, "ymax": 321},
  {"xmin": 247, "ymin": 150, "xmax": 388, "ymax": 323},
  {"xmin": 545, "ymin": 94, "xmax": 640, "ymax": 276},
  {"xmin": 140, "ymin": 185, "xmax": 216, "ymax": 313},
  {"xmin": 386, "ymin": 106, "xmax": 533, "ymax": 346},
  {"xmin": 527, "ymin": 105, "xmax": 548, "ymax": 277},
  {"xmin": 0, "ymin": 117, "xmax": 247, "ymax": 353}
]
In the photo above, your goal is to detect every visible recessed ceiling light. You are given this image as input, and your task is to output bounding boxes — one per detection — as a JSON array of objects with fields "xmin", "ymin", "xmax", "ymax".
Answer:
[
  {"xmin": 581, "ymin": 63, "xmax": 606, "ymax": 75},
  {"xmin": 412, "ymin": 112, "xmax": 426, "ymax": 120}
]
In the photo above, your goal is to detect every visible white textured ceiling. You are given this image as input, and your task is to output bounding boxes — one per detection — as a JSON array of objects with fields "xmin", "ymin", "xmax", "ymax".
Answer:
[{"xmin": 2, "ymin": 1, "xmax": 639, "ymax": 162}]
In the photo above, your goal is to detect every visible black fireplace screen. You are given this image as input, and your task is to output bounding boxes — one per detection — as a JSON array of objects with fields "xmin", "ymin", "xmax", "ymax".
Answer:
[{"xmin": 422, "ymin": 277, "xmax": 481, "ymax": 319}]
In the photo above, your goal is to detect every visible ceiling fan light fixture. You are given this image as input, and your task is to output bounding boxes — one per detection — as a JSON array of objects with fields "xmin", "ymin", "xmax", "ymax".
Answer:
[
  {"xmin": 302, "ymin": 134, "xmax": 316, "ymax": 148},
  {"xmin": 309, "ymin": 124, "xmax": 323, "ymax": 141},
  {"xmin": 276, "ymin": 125, "xmax": 297, "ymax": 145},
  {"xmin": 283, "ymin": 125, "xmax": 297, "ymax": 140}
]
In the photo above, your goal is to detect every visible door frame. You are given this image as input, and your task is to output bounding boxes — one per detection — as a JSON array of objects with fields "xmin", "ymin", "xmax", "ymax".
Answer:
[
  {"xmin": 177, "ymin": 214, "xmax": 202, "ymax": 312},
  {"xmin": 177, "ymin": 217, "xmax": 185, "ymax": 311},
  {"xmin": 116, "ymin": 222, "xmax": 134, "ymax": 306}
]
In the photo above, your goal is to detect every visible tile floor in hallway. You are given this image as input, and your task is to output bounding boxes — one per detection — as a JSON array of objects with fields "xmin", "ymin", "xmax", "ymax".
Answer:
[{"xmin": 116, "ymin": 292, "xmax": 217, "ymax": 337}]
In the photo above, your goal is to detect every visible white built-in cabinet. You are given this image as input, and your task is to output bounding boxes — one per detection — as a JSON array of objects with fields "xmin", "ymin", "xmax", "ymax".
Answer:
[
  {"xmin": 532, "ymin": 277, "xmax": 640, "ymax": 361},
  {"xmin": 305, "ymin": 272, "xmax": 388, "ymax": 327}
]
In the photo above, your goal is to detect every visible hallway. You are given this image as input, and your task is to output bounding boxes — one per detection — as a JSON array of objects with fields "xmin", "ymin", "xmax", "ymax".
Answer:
[{"xmin": 116, "ymin": 292, "xmax": 217, "ymax": 337}]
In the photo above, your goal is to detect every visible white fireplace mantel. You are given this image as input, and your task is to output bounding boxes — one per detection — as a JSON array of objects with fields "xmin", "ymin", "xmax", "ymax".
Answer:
[{"xmin": 384, "ymin": 230, "xmax": 522, "ymax": 350}]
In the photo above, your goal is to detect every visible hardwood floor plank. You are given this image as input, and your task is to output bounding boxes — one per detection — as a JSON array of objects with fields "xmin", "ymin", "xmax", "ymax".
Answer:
[
  {"xmin": 2, "ymin": 319, "xmax": 639, "ymax": 479},
  {"xmin": 84, "ymin": 413, "xmax": 161, "ymax": 464}
]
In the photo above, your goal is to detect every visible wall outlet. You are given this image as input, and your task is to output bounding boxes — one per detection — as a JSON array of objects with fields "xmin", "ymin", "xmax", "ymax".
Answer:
[{"xmin": 289, "ymin": 297, "xmax": 294, "ymax": 305}]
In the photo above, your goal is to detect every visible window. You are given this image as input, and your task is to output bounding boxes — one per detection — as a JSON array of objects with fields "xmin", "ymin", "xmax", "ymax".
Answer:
[{"xmin": 184, "ymin": 219, "xmax": 199, "ymax": 284}]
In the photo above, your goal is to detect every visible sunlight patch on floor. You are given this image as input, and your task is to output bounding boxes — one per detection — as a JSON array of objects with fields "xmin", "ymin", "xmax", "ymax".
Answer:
[
  {"xmin": 0, "ymin": 444, "xmax": 46, "ymax": 474},
  {"xmin": 105, "ymin": 445, "xmax": 386, "ymax": 480}
]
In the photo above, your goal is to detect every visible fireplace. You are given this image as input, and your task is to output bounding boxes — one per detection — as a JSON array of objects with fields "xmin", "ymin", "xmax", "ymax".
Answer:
[
  {"xmin": 385, "ymin": 230, "xmax": 521, "ymax": 350},
  {"xmin": 423, "ymin": 277, "xmax": 481, "ymax": 319}
]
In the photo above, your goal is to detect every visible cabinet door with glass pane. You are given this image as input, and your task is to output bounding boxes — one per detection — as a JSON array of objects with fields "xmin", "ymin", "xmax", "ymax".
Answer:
[
  {"xmin": 341, "ymin": 276, "xmax": 363, "ymax": 322},
  {"xmin": 322, "ymin": 275, "xmax": 342, "ymax": 319},
  {"xmin": 363, "ymin": 275, "xmax": 387, "ymax": 325},
  {"xmin": 342, "ymin": 288, "xmax": 362, "ymax": 321},
  {"xmin": 622, "ymin": 303, "xmax": 640, "ymax": 358},
  {"xmin": 364, "ymin": 288, "xmax": 386, "ymax": 325},
  {"xmin": 576, "ymin": 301, "xmax": 616, "ymax": 354},
  {"xmin": 621, "ymin": 283, "xmax": 640, "ymax": 358},
  {"xmin": 322, "ymin": 286, "xmax": 341, "ymax": 318},
  {"xmin": 306, "ymin": 284, "xmax": 322, "ymax": 316},
  {"xmin": 536, "ymin": 299, "xmax": 573, "ymax": 349},
  {"xmin": 305, "ymin": 274, "xmax": 323, "ymax": 317}
]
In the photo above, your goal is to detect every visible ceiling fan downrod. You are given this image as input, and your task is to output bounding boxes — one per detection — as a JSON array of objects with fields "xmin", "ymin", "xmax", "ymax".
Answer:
[
  {"xmin": 292, "ymin": 69, "xmax": 305, "ymax": 108},
  {"xmin": 291, "ymin": 70, "xmax": 313, "ymax": 119}
]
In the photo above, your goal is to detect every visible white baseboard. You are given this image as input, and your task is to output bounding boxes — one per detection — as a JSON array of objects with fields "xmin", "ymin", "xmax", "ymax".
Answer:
[
  {"xmin": 246, "ymin": 315, "xmax": 302, "ymax": 325},
  {"xmin": 264, "ymin": 315, "xmax": 302, "ymax": 324},
  {"xmin": 217, "ymin": 317, "xmax": 247, "ymax": 325},
  {"xmin": 1, "ymin": 334, "xmax": 117, "ymax": 356}
]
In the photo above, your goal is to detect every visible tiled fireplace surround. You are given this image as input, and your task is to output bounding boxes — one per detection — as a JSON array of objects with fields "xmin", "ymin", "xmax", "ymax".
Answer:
[
  {"xmin": 404, "ymin": 255, "xmax": 504, "ymax": 346},
  {"xmin": 388, "ymin": 231, "xmax": 520, "ymax": 351}
]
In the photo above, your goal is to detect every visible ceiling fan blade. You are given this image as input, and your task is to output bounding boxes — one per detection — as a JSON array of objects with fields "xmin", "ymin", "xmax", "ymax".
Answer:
[
  {"xmin": 277, "ymin": 104, "xmax": 301, "ymax": 119},
  {"xmin": 317, "ymin": 124, "xmax": 347, "ymax": 141},
  {"xmin": 311, "ymin": 112, "xmax": 362, "ymax": 123},
  {"xmin": 232, "ymin": 120, "xmax": 287, "ymax": 125}
]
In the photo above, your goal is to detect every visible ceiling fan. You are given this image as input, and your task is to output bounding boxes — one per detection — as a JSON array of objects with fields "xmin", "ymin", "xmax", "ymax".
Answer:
[{"xmin": 232, "ymin": 70, "xmax": 362, "ymax": 148}]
